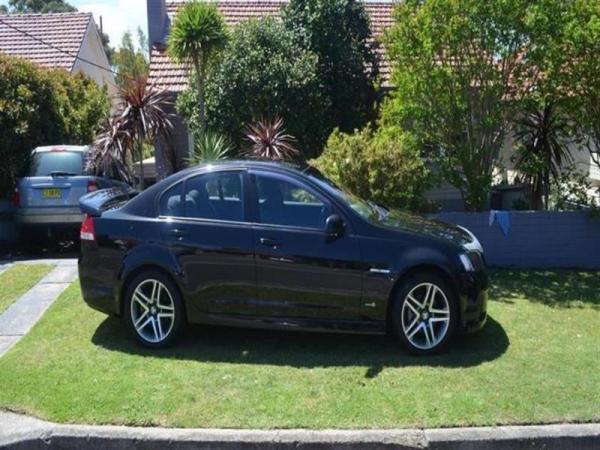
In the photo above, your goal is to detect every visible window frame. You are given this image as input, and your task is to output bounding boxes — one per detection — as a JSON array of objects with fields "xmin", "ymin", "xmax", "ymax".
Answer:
[
  {"xmin": 248, "ymin": 170, "xmax": 335, "ymax": 232},
  {"xmin": 157, "ymin": 168, "xmax": 251, "ymax": 224}
]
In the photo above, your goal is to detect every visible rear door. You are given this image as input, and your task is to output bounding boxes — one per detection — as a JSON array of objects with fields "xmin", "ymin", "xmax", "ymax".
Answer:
[
  {"xmin": 159, "ymin": 169, "xmax": 256, "ymax": 317},
  {"xmin": 18, "ymin": 150, "xmax": 89, "ymax": 209}
]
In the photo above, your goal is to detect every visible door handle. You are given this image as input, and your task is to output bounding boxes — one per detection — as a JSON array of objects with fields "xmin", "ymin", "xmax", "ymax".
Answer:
[
  {"xmin": 167, "ymin": 229, "xmax": 189, "ymax": 238},
  {"xmin": 259, "ymin": 237, "xmax": 280, "ymax": 248}
]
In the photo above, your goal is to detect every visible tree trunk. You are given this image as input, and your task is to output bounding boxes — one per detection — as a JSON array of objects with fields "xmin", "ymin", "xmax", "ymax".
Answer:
[
  {"xmin": 137, "ymin": 138, "xmax": 145, "ymax": 191},
  {"xmin": 193, "ymin": 52, "xmax": 206, "ymax": 138}
]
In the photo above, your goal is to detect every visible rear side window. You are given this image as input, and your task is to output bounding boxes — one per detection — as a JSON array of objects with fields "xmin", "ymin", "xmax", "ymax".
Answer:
[
  {"xmin": 159, "ymin": 182, "xmax": 184, "ymax": 217},
  {"xmin": 28, "ymin": 151, "xmax": 85, "ymax": 176},
  {"xmin": 184, "ymin": 171, "xmax": 244, "ymax": 222}
]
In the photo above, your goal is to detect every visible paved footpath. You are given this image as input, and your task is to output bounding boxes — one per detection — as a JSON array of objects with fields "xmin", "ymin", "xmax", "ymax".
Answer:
[{"xmin": 0, "ymin": 259, "xmax": 78, "ymax": 357}]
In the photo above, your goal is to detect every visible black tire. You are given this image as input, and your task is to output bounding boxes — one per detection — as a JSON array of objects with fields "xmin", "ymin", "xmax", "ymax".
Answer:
[
  {"xmin": 124, "ymin": 269, "xmax": 185, "ymax": 348},
  {"xmin": 390, "ymin": 272, "xmax": 458, "ymax": 355}
]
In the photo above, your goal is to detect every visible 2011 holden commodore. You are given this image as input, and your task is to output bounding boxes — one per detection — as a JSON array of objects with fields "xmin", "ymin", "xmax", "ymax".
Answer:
[{"xmin": 78, "ymin": 161, "xmax": 488, "ymax": 355}]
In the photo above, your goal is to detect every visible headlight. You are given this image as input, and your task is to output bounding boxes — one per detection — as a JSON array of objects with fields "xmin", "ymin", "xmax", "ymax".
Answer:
[
  {"xmin": 459, "ymin": 253, "xmax": 475, "ymax": 272},
  {"xmin": 457, "ymin": 225, "xmax": 483, "ymax": 253}
]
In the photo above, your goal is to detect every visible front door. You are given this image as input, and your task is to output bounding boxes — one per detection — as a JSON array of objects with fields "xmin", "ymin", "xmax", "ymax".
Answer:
[
  {"xmin": 159, "ymin": 170, "xmax": 256, "ymax": 318},
  {"xmin": 249, "ymin": 171, "xmax": 364, "ymax": 323}
]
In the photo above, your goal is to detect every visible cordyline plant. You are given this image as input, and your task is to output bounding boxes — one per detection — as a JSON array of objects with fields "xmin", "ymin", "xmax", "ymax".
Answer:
[
  {"xmin": 245, "ymin": 117, "xmax": 299, "ymax": 161},
  {"xmin": 89, "ymin": 76, "xmax": 174, "ymax": 189},
  {"xmin": 87, "ymin": 116, "xmax": 134, "ymax": 185},
  {"xmin": 513, "ymin": 100, "xmax": 573, "ymax": 210}
]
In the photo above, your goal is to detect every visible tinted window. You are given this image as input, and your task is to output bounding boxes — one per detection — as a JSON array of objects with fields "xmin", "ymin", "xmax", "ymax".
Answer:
[
  {"xmin": 255, "ymin": 175, "xmax": 330, "ymax": 229},
  {"xmin": 159, "ymin": 183, "xmax": 184, "ymax": 217},
  {"xmin": 28, "ymin": 151, "xmax": 85, "ymax": 176},
  {"xmin": 184, "ymin": 171, "xmax": 244, "ymax": 221}
]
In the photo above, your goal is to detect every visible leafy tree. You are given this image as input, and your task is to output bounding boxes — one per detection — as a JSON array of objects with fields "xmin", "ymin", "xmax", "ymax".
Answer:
[
  {"xmin": 0, "ymin": 54, "xmax": 109, "ymax": 197},
  {"xmin": 312, "ymin": 126, "xmax": 433, "ymax": 212},
  {"xmin": 381, "ymin": 0, "xmax": 559, "ymax": 211},
  {"xmin": 168, "ymin": 1, "xmax": 227, "ymax": 137},
  {"xmin": 0, "ymin": 5, "xmax": 7, "ymax": 13},
  {"xmin": 113, "ymin": 28, "xmax": 149, "ymax": 88},
  {"xmin": 7, "ymin": 0, "xmax": 76, "ymax": 13},
  {"xmin": 561, "ymin": 1, "xmax": 600, "ymax": 175},
  {"xmin": 283, "ymin": 0, "xmax": 378, "ymax": 139},
  {"xmin": 178, "ymin": 17, "xmax": 328, "ymax": 158}
]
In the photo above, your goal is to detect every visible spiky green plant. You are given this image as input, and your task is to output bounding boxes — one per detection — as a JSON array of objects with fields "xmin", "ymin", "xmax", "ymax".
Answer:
[
  {"xmin": 187, "ymin": 131, "xmax": 233, "ymax": 164},
  {"xmin": 168, "ymin": 1, "xmax": 227, "ymax": 137}
]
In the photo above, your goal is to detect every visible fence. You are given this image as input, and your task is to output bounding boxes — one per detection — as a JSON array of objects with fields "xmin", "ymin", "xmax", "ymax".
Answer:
[{"xmin": 433, "ymin": 211, "xmax": 600, "ymax": 269}]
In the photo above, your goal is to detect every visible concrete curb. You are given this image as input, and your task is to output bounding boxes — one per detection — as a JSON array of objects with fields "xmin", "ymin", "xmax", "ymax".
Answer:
[{"xmin": 1, "ymin": 412, "xmax": 598, "ymax": 450}]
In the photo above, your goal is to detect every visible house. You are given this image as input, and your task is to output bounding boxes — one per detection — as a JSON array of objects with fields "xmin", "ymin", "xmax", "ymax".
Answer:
[
  {"xmin": 146, "ymin": 0, "xmax": 396, "ymax": 180},
  {"xmin": 0, "ymin": 12, "xmax": 116, "ymax": 97}
]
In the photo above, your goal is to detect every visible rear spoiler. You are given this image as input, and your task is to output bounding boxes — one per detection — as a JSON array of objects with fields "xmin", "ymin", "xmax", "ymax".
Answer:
[{"xmin": 79, "ymin": 188, "xmax": 137, "ymax": 217}]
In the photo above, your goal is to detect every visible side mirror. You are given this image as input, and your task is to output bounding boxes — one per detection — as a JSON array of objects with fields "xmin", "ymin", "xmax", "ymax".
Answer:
[{"xmin": 325, "ymin": 214, "xmax": 345, "ymax": 239}]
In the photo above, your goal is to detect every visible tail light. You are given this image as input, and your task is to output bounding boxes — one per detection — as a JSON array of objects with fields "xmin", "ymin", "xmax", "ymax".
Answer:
[
  {"xmin": 80, "ymin": 215, "xmax": 95, "ymax": 241},
  {"xmin": 87, "ymin": 179, "xmax": 98, "ymax": 193},
  {"xmin": 11, "ymin": 187, "xmax": 20, "ymax": 207}
]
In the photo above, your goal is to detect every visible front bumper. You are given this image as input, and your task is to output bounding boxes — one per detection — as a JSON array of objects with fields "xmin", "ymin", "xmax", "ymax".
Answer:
[{"xmin": 458, "ymin": 270, "xmax": 488, "ymax": 333}]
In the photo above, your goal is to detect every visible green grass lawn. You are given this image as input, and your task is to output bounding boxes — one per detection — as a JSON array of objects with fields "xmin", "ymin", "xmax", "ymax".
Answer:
[
  {"xmin": 0, "ymin": 264, "xmax": 54, "ymax": 314},
  {"xmin": 0, "ymin": 270, "xmax": 598, "ymax": 429}
]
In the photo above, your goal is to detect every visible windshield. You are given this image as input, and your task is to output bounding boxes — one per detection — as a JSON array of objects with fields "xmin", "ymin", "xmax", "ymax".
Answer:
[
  {"xmin": 304, "ymin": 167, "xmax": 383, "ymax": 221},
  {"xmin": 28, "ymin": 151, "xmax": 85, "ymax": 177}
]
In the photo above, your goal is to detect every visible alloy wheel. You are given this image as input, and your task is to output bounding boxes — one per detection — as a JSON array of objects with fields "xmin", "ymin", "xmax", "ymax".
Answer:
[
  {"xmin": 130, "ymin": 279, "xmax": 176, "ymax": 344},
  {"xmin": 401, "ymin": 282, "xmax": 451, "ymax": 351}
]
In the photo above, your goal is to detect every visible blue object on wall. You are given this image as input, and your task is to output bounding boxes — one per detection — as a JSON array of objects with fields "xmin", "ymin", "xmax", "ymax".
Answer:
[{"xmin": 489, "ymin": 210, "xmax": 510, "ymax": 236}]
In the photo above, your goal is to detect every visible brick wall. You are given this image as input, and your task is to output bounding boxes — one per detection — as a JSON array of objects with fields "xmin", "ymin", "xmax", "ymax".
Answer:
[{"xmin": 433, "ymin": 211, "xmax": 600, "ymax": 269}]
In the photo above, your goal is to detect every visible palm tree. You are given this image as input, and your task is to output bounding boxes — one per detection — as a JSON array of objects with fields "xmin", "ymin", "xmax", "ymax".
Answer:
[
  {"xmin": 89, "ymin": 76, "xmax": 174, "ymax": 190},
  {"xmin": 514, "ymin": 100, "xmax": 573, "ymax": 210},
  {"xmin": 168, "ymin": 1, "xmax": 227, "ymax": 137},
  {"xmin": 87, "ymin": 116, "xmax": 134, "ymax": 185}
]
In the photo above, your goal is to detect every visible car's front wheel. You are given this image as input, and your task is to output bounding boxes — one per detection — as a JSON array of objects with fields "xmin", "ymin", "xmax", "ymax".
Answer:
[
  {"xmin": 391, "ymin": 272, "xmax": 458, "ymax": 355},
  {"xmin": 124, "ymin": 270, "xmax": 185, "ymax": 348}
]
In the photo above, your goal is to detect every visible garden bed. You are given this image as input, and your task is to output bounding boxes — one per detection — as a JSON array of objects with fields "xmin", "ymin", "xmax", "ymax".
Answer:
[{"xmin": 0, "ymin": 270, "xmax": 598, "ymax": 429}]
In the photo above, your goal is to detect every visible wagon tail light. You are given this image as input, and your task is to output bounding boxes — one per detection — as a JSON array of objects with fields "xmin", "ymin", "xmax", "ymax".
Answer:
[
  {"xmin": 11, "ymin": 187, "xmax": 20, "ymax": 207},
  {"xmin": 87, "ymin": 179, "xmax": 98, "ymax": 193},
  {"xmin": 80, "ymin": 215, "xmax": 95, "ymax": 241}
]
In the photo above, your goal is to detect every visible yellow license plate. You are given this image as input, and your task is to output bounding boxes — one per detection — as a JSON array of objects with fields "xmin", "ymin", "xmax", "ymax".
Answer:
[{"xmin": 42, "ymin": 188, "xmax": 62, "ymax": 199}]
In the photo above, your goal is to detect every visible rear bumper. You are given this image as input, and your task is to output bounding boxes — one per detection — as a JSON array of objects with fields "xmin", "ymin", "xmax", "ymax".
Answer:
[
  {"xmin": 78, "ymin": 247, "xmax": 121, "ymax": 316},
  {"xmin": 15, "ymin": 207, "xmax": 83, "ymax": 225},
  {"xmin": 458, "ymin": 270, "xmax": 488, "ymax": 333}
]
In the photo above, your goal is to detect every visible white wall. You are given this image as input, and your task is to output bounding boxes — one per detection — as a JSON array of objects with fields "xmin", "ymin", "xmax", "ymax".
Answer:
[{"xmin": 72, "ymin": 20, "xmax": 118, "ymax": 103}]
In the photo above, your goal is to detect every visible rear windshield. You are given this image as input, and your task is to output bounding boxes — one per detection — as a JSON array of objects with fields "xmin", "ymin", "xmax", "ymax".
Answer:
[{"xmin": 28, "ymin": 151, "xmax": 85, "ymax": 177}]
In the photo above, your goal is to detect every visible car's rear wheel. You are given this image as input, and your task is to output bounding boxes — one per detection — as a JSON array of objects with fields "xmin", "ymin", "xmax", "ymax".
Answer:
[
  {"xmin": 391, "ymin": 272, "xmax": 458, "ymax": 355},
  {"xmin": 124, "ymin": 270, "xmax": 185, "ymax": 348}
]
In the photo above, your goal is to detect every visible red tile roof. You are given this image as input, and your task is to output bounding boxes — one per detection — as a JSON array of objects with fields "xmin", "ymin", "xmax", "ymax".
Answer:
[
  {"xmin": 0, "ymin": 12, "xmax": 92, "ymax": 72},
  {"xmin": 149, "ymin": 0, "xmax": 396, "ymax": 92}
]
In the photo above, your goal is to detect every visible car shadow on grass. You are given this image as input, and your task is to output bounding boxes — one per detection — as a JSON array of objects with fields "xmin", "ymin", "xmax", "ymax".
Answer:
[{"xmin": 92, "ymin": 315, "xmax": 509, "ymax": 378}]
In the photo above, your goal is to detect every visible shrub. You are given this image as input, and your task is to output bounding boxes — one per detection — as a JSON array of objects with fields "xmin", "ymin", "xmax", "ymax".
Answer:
[
  {"xmin": 311, "ymin": 127, "xmax": 433, "ymax": 212},
  {"xmin": 0, "ymin": 55, "xmax": 109, "ymax": 198}
]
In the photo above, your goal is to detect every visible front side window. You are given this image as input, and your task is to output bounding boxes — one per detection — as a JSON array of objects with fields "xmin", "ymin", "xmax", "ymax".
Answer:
[
  {"xmin": 255, "ymin": 175, "xmax": 331, "ymax": 229},
  {"xmin": 184, "ymin": 171, "xmax": 244, "ymax": 222}
]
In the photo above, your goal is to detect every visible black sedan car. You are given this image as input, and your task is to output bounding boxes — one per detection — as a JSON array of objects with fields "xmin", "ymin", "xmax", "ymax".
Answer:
[{"xmin": 79, "ymin": 161, "xmax": 488, "ymax": 355}]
